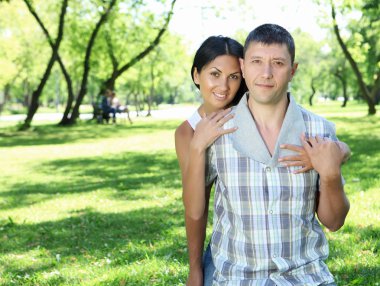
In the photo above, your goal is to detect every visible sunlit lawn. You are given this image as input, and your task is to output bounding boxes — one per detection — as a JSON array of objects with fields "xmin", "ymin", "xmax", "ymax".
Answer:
[{"xmin": 0, "ymin": 101, "xmax": 379, "ymax": 285}]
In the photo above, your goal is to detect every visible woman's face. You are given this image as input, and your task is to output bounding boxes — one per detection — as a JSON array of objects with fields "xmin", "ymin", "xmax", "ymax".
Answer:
[{"xmin": 194, "ymin": 55, "xmax": 242, "ymax": 113}]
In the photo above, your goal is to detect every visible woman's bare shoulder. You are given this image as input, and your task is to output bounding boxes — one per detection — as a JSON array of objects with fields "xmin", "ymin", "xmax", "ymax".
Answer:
[{"xmin": 175, "ymin": 120, "xmax": 193, "ymax": 141}]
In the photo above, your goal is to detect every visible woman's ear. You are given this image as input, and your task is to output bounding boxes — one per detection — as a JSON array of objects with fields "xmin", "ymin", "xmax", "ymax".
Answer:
[
  {"xmin": 193, "ymin": 68, "xmax": 200, "ymax": 84},
  {"xmin": 239, "ymin": 58, "xmax": 245, "ymax": 78}
]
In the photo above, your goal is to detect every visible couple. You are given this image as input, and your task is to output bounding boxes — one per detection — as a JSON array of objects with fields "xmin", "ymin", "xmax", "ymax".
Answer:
[{"xmin": 175, "ymin": 24, "xmax": 351, "ymax": 286}]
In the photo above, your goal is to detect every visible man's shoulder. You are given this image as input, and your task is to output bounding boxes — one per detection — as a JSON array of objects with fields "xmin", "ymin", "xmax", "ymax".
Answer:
[
  {"xmin": 297, "ymin": 104, "xmax": 336, "ymax": 134},
  {"xmin": 298, "ymin": 104, "xmax": 332, "ymax": 124}
]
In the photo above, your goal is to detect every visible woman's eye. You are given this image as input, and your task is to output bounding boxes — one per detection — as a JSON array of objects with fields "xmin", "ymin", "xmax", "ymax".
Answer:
[
  {"xmin": 211, "ymin": 72, "xmax": 220, "ymax": 77},
  {"xmin": 230, "ymin": 74, "xmax": 240, "ymax": 80}
]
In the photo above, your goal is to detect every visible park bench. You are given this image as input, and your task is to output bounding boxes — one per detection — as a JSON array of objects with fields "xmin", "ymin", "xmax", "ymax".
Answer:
[
  {"xmin": 92, "ymin": 103, "xmax": 132, "ymax": 124},
  {"xmin": 92, "ymin": 103, "xmax": 111, "ymax": 124}
]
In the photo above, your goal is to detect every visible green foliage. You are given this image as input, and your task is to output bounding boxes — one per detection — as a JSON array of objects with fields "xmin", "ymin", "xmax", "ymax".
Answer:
[
  {"xmin": 0, "ymin": 102, "xmax": 379, "ymax": 285},
  {"xmin": 0, "ymin": 0, "xmax": 189, "ymax": 116},
  {"xmin": 340, "ymin": 0, "xmax": 380, "ymax": 84},
  {"xmin": 0, "ymin": 1, "xmax": 50, "ymax": 99},
  {"xmin": 292, "ymin": 29, "xmax": 325, "ymax": 103}
]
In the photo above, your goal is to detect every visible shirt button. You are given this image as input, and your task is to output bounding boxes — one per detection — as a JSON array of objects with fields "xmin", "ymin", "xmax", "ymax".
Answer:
[
  {"xmin": 272, "ymin": 254, "xmax": 277, "ymax": 258},
  {"xmin": 265, "ymin": 167, "xmax": 271, "ymax": 172},
  {"xmin": 269, "ymin": 210, "xmax": 273, "ymax": 214}
]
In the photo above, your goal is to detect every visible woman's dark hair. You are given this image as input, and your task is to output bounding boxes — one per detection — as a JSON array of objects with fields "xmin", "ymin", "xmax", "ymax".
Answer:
[{"xmin": 191, "ymin": 36, "xmax": 247, "ymax": 106}]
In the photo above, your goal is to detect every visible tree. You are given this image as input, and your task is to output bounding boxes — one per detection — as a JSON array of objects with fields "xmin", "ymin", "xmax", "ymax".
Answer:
[
  {"xmin": 73, "ymin": 0, "xmax": 178, "ymax": 122},
  {"xmin": 291, "ymin": 29, "xmax": 326, "ymax": 106},
  {"xmin": 20, "ymin": 0, "xmax": 68, "ymax": 130},
  {"xmin": 17, "ymin": 0, "xmax": 75, "ymax": 129},
  {"xmin": 59, "ymin": 0, "xmax": 177, "ymax": 125},
  {"xmin": 1, "ymin": 2, "xmax": 52, "ymax": 110},
  {"xmin": 333, "ymin": 60, "xmax": 350, "ymax": 107},
  {"xmin": 60, "ymin": 0, "xmax": 117, "ymax": 125},
  {"xmin": 330, "ymin": 0, "xmax": 379, "ymax": 115}
]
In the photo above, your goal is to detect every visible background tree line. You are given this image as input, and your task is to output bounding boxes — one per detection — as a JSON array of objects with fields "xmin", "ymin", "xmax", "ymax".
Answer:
[{"xmin": 0, "ymin": 0, "xmax": 378, "ymax": 129}]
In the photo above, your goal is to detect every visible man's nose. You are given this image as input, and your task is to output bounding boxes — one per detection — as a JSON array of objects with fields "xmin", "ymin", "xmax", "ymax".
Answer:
[{"xmin": 262, "ymin": 63, "xmax": 273, "ymax": 79}]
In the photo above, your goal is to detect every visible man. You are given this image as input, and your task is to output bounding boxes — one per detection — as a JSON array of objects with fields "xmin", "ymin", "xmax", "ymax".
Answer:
[{"xmin": 207, "ymin": 24, "xmax": 350, "ymax": 285}]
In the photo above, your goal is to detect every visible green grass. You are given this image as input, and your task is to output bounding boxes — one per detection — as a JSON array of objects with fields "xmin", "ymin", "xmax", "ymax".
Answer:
[{"xmin": 0, "ymin": 102, "xmax": 379, "ymax": 285}]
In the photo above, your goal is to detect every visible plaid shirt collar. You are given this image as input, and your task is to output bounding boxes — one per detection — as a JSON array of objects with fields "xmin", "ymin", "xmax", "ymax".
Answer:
[{"xmin": 231, "ymin": 92, "xmax": 306, "ymax": 167}]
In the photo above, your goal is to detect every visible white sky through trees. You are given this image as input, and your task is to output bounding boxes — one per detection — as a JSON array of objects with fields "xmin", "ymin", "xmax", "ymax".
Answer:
[{"xmin": 169, "ymin": 0, "xmax": 326, "ymax": 51}]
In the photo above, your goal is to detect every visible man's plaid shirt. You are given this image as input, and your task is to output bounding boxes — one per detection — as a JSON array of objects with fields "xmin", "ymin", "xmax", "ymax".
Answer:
[{"xmin": 207, "ymin": 94, "xmax": 339, "ymax": 286}]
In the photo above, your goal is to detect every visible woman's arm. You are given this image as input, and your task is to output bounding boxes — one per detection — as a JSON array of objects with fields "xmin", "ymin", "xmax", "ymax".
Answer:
[
  {"xmin": 174, "ymin": 108, "xmax": 236, "ymax": 286},
  {"xmin": 183, "ymin": 185, "xmax": 212, "ymax": 286},
  {"xmin": 181, "ymin": 108, "xmax": 236, "ymax": 219},
  {"xmin": 175, "ymin": 122, "xmax": 206, "ymax": 286}
]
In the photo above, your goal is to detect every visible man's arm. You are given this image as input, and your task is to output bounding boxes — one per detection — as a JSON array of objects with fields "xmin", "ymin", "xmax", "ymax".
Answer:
[
  {"xmin": 302, "ymin": 135, "xmax": 350, "ymax": 231},
  {"xmin": 337, "ymin": 141, "xmax": 351, "ymax": 164}
]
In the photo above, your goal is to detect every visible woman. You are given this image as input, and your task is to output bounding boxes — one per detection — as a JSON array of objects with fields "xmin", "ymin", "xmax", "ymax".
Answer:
[
  {"xmin": 174, "ymin": 36, "xmax": 350, "ymax": 286},
  {"xmin": 175, "ymin": 36, "xmax": 249, "ymax": 286}
]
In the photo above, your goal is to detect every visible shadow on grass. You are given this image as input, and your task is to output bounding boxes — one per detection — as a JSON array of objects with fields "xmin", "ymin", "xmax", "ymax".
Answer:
[
  {"xmin": 333, "ymin": 265, "xmax": 380, "ymax": 286},
  {"xmin": 0, "ymin": 204, "xmax": 187, "ymax": 284},
  {"xmin": 0, "ymin": 119, "xmax": 180, "ymax": 147},
  {"xmin": 0, "ymin": 151, "xmax": 181, "ymax": 210}
]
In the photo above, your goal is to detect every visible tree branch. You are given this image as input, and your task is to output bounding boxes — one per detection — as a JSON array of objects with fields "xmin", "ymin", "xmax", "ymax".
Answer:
[{"xmin": 115, "ymin": 0, "xmax": 176, "ymax": 77}]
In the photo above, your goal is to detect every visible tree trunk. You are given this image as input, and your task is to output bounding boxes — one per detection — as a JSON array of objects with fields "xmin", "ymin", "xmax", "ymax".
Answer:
[
  {"xmin": 22, "ymin": 80, "xmax": 31, "ymax": 108},
  {"xmin": 133, "ymin": 93, "xmax": 140, "ymax": 117},
  {"xmin": 309, "ymin": 79, "xmax": 316, "ymax": 106},
  {"xmin": 375, "ymin": 89, "xmax": 380, "ymax": 105},
  {"xmin": 20, "ymin": 0, "xmax": 68, "ymax": 129},
  {"xmin": 0, "ymin": 84, "xmax": 11, "ymax": 115},
  {"xmin": 334, "ymin": 72, "xmax": 348, "ymax": 107},
  {"xmin": 172, "ymin": 86, "xmax": 178, "ymax": 104},
  {"xmin": 342, "ymin": 85, "xmax": 348, "ymax": 108},
  {"xmin": 99, "ymin": 33, "xmax": 119, "ymax": 95},
  {"xmin": 24, "ymin": 0, "xmax": 74, "ymax": 125},
  {"xmin": 65, "ymin": 0, "xmax": 117, "ymax": 125},
  {"xmin": 58, "ymin": 54, "xmax": 75, "ymax": 125},
  {"xmin": 146, "ymin": 96, "xmax": 152, "ymax": 117},
  {"xmin": 23, "ymin": 0, "xmax": 74, "ymax": 126},
  {"xmin": 331, "ymin": 1, "xmax": 376, "ymax": 115},
  {"xmin": 147, "ymin": 65, "xmax": 155, "ymax": 117}
]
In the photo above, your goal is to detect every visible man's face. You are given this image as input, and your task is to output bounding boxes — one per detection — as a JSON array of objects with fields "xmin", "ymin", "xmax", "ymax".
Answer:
[{"xmin": 240, "ymin": 42, "xmax": 297, "ymax": 106}]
